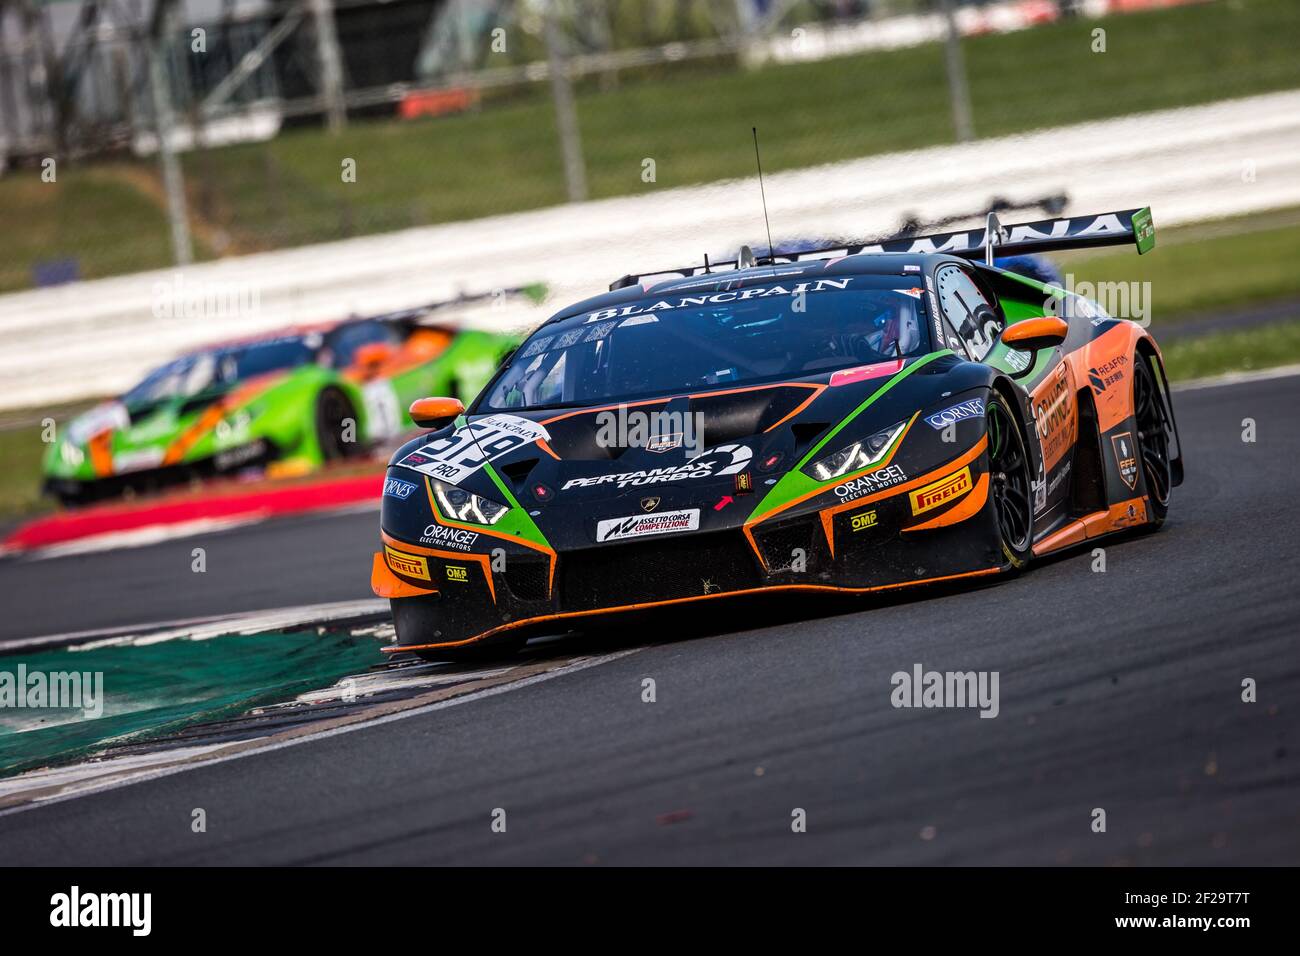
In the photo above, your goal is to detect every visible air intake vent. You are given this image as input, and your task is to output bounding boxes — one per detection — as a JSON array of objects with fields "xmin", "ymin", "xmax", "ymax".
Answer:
[
  {"xmin": 500, "ymin": 457, "xmax": 539, "ymax": 492},
  {"xmin": 791, "ymin": 422, "xmax": 830, "ymax": 454}
]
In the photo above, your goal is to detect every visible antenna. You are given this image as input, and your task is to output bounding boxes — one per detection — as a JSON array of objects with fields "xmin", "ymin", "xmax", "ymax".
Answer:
[{"xmin": 752, "ymin": 127, "xmax": 776, "ymax": 266}]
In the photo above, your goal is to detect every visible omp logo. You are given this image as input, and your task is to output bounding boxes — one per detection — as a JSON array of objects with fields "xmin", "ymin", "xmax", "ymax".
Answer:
[
  {"xmin": 909, "ymin": 467, "xmax": 972, "ymax": 515},
  {"xmin": 385, "ymin": 546, "xmax": 430, "ymax": 580},
  {"xmin": 850, "ymin": 510, "xmax": 878, "ymax": 531},
  {"xmin": 445, "ymin": 565, "xmax": 469, "ymax": 582},
  {"xmin": 50, "ymin": 886, "xmax": 151, "ymax": 936}
]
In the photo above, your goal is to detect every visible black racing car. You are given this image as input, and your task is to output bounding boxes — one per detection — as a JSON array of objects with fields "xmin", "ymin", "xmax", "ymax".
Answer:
[{"xmin": 371, "ymin": 208, "xmax": 1181, "ymax": 660}]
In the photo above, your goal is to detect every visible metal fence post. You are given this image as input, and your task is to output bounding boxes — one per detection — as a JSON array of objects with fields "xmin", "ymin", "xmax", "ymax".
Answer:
[
  {"xmin": 544, "ymin": 0, "xmax": 587, "ymax": 203},
  {"xmin": 148, "ymin": 9, "xmax": 194, "ymax": 267},
  {"xmin": 939, "ymin": 0, "xmax": 975, "ymax": 143},
  {"xmin": 308, "ymin": 0, "xmax": 347, "ymax": 133}
]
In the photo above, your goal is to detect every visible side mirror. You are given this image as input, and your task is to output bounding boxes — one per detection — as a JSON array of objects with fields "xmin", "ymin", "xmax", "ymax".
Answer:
[
  {"xmin": 354, "ymin": 342, "xmax": 396, "ymax": 378},
  {"xmin": 409, "ymin": 396, "xmax": 465, "ymax": 429},
  {"xmin": 1000, "ymin": 317, "xmax": 1068, "ymax": 353}
]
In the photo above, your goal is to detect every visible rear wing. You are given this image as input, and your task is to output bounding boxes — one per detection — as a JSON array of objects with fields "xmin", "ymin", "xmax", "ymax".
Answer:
[
  {"xmin": 609, "ymin": 208, "xmax": 1154, "ymax": 291},
  {"xmin": 881, "ymin": 207, "xmax": 1156, "ymax": 262},
  {"xmin": 373, "ymin": 283, "xmax": 548, "ymax": 327}
]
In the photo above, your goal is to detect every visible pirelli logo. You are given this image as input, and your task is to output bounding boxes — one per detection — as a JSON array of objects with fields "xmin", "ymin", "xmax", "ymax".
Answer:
[
  {"xmin": 909, "ymin": 466, "xmax": 973, "ymax": 516},
  {"xmin": 385, "ymin": 545, "xmax": 430, "ymax": 581}
]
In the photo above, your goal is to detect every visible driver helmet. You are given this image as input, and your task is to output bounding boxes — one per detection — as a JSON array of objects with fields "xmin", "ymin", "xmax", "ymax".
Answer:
[{"xmin": 868, "ymin": 297, "xmax": 920, "ymax": 355}]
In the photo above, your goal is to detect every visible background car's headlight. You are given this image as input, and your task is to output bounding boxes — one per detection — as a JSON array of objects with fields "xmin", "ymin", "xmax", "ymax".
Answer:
[
  {"xmin": 803, "ymin": 420, "xmax": 907, "ymax": 481},
  {"xmin": 432, "ymin": 480, "xmax": 509, "ymax": 524},
  {"xmin": 59, "ymin": 440, "xmax": 85, "ymax": 467}
]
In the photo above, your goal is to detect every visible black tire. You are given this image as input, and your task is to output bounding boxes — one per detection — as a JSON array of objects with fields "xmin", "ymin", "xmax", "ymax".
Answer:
[
  {"xmin": 315, "ymin": 387, "xmax": 359, "ymax": 461},
  {"xmin": 1132, "ymin": 354, "xmax": 1173, "ymax": 525},
  {"xmin": 986, "ymin": 390, "xmax": 1034, "ymax": 569},
  {"xmin": 53, "ymin": 487, "xmax": 88, "ymax": 509}
]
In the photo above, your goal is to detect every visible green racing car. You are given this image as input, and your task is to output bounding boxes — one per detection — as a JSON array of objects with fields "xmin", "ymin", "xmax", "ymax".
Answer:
[{"xmin": 42, "ymin": 289, "xmax": 542, "ymax": 506}]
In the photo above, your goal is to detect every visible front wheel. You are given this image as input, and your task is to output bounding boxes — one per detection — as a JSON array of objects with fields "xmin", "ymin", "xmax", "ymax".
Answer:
[
  {"xmin": 315, "ymin": 387, "xmax": 360, "ymax": 461},
  {"xmin": 986, "ymin": 391, "xmax": 1034, "ymax": 569},
  {"xmin": 1132, "ymin": 355, "xmax": 1173, "ymax": 525}
]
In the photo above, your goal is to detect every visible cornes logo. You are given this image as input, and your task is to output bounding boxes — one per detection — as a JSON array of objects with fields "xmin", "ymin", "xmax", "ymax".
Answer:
[
  {"xmin": 384, "ymin": 477, "xmax": 418, "ymax": 500},
  {"xmin": 924, "ymin": 398, "xmax": 985, "ymax": 430}
]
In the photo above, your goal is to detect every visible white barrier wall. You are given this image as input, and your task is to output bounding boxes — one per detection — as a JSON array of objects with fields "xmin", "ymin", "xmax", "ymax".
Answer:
[{"xmin": 2, "ymin": 89, "xmax": 1299, "ymax": 411}]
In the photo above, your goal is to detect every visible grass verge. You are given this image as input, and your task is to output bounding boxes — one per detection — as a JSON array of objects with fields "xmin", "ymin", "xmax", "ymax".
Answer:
[
  {"xmin": 1162, "ymin": 319, "xmax": 1300, "ymax": 382},
  {"xmin": 0, "ymin": 424, "xmax": 54, "ymax": 523}
]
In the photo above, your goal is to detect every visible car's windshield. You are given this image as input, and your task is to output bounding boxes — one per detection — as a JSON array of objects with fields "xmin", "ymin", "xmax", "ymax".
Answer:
[
  {"xmin": 482, "ymin": 275, "xmax": 930, "ymax": 411},
  {"xmin": 123, "ymin": 336, "xmax": 316, "ymax": 405}
]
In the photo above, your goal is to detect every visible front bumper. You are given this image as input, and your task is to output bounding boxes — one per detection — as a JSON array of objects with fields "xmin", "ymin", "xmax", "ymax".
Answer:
[
  {"xmin": 375, "ymin": 484, "xmax": 1003, "ymax": 655},
  {"xmin": 44, "ymin": 439, "xmax": 278, "ymax": 503}
]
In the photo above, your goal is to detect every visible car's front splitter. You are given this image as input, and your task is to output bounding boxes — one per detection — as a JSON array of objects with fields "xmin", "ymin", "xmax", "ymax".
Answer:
[{"xmin": 376, "ymin": 495, "xmax": 1003, "ymax": 655}]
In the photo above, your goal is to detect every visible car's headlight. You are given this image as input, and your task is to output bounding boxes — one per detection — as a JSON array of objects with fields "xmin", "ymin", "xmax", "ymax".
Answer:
[
  {"xmin": 803, "ymin": 420, "xmax": 907, "ymax": 481},
  {"xmin": 59, "ymin": 440, "xmax": 85, "ymax": 468},
  {"xmin": 432, "ymin": 479, "xmax": 509, "ymax": 525}
]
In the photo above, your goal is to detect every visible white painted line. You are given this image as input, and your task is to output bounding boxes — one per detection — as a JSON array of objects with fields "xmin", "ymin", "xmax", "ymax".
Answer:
[
  {"xmin": 0, "ymin": 647, "xmax": 642, "ymax": 818},
  {"xmin": 18, "ymin": 514, "xmax": 267, "ymax": 561},
  {"xmin": 1172, "ymin": 362, "xmax": 1300, "ymax": 392},
  {"xmin": 285, "ymin": 661, "xmax": 507, "ymax": 706},
  {"xmin": 8, "ymin": 498, "xmax": 380, "ymax": 562},
  {"xmin": 0, "ymin": 743, "xmax": 232, "ymax": 802},
  {"xmin": 5, "ymin": 599, "xmax": 389, "ymax": 654}
]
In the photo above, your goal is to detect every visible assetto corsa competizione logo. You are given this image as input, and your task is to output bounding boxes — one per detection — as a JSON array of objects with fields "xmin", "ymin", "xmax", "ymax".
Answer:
[{"xmin": 595, "ymin": 508, "xmax": 700, "ymax": 542}]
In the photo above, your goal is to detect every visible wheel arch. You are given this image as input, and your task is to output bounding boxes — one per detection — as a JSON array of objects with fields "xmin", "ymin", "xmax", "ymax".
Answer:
[
  {"xmin": 988, "ymin": 373, "xmax": 1042, "ymax": 489},
  {"xmin": 1133, "ymin": 333, "xmax": 1184, "ymax": 488}
]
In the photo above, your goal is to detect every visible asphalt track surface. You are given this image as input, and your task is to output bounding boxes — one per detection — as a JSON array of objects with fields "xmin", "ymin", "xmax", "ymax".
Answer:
[{"xmin": 0, "ymin": 374, "xmax": 1297, "ymax": 864}]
